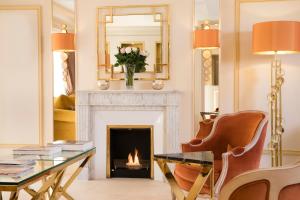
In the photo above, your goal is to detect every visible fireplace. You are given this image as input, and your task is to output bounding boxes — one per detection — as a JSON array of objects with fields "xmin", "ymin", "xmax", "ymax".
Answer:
[{"xmin": 106, "ymin": 125, "xmax": 154, "ymax": 179}]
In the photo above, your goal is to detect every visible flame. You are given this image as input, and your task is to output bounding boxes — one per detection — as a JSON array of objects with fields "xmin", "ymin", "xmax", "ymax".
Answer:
[{"xmin": 126, "ymin": 148, "xmax": 140, "ymax": 166}]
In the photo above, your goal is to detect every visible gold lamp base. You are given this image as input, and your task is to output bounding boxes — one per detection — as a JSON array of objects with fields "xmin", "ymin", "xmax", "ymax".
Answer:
[{"xmin": 269, "ymin": 54, "xmax": 284, "ymax": 167}]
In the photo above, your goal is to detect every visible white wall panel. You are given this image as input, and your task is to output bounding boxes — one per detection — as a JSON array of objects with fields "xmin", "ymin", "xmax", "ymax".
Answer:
[{"xmin": 0, "ymin": 7, "xmax": 41, "ymax": 145}]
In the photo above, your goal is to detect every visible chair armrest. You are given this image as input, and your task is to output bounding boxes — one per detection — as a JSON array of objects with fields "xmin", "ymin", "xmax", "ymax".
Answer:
[
  {"xmin": 181, "ymin": 138, "xmax": 202, "ymax": 152},
  {"xmin": 215, "ymin": 147, "xmax": 262, "ymax": 194},
  {"xmin": 231, "ymin": 147, "xmax": 246, "ymax": 156},
  {"xmin": 181, "ymin": 138, "xmax": 217, "ymax": 153}
]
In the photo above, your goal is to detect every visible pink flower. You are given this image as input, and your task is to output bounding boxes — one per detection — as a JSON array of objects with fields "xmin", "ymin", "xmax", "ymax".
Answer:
[{"xmin": 120, "ymin": 48, "xmax": 126, "ymax": 54}]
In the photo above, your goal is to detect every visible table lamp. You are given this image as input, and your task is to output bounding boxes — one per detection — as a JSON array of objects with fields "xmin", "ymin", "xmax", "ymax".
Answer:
[{"xmin": 252, "ymin": 21, "xmax": 300, "ymax": 166}]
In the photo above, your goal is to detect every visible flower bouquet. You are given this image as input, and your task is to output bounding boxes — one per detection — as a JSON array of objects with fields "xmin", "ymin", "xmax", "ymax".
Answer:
[{"xmin": 114, "ymin": 47, "xmax": 148, "ymax": 89}]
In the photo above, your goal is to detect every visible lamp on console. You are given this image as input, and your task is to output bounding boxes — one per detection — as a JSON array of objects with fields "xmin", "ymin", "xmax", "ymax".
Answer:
[
  {"xmin": 52, "ymin": 24, "xmax": 75, "ymax": 52},
  {"xmin": 252, "ymin": 21, "xmax": 300, "ymax": 167}
]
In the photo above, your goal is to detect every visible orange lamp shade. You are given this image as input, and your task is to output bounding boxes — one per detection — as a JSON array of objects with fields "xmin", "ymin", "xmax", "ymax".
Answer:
[
  {"xmin": 252, "ymin": 21, "xmax": 300, "ymax": 55},
  {"xmin": 194, "ymin": 29, "xmax": 219, "ymax": 49},
  {"xmin": 52, "ymin": 33, "xmax": 75, "ymax": 51}
]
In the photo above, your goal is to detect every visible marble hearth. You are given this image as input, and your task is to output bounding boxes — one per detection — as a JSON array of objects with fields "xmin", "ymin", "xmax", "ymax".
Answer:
[{"xmin": 77, "ymin": 90, "xmax": 181, "ymax": 180}]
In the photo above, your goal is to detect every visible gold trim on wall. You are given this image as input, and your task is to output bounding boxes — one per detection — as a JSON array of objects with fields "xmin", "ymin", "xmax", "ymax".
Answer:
[
  {"xmin": 106, "ymin": 125, "xmax": 154, "ymax": 179},
  {"xmin": 234, "ymin": 0, "xmax": 296, "ymax": 111},
  {"xmin": 0, "ymin": 5, "xmax": 44, "ymax": 147}
]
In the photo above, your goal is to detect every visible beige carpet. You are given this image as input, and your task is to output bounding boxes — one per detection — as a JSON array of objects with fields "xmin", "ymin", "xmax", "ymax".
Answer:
[{"xmin": 2, "ymin": 179, "xmax": 173, "ymax": 200}]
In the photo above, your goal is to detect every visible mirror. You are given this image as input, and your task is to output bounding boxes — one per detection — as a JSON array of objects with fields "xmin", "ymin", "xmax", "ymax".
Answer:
[
  {"xmin": 194, "ymin": 0, "xmax": 220, "ymax": 130},
  {"xmin": 52, "ymin": 0, "xmax": 76, "ymax": 141},
  {"xmin": 97, "ymin": 5, "xmax": 169, "ymax": 81}
]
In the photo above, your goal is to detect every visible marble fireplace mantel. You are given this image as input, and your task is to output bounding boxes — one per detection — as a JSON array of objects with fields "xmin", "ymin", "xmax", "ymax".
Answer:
[{"xmin": 76, "ymin": 90, "xmax": 181, "ymax": 179}]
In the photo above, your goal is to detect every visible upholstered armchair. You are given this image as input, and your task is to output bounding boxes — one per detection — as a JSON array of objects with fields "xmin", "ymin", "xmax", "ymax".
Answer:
[
  {"xmin": 174, "ymin": 111, "xmax": 268, "ymax": 196},
  {"xmin": 54, "ymin": 94, "xmax": 76, "ymax": 140},
  {"xmin": 219, "ymin": 163, "xmax": 300, "ymax": 200}
]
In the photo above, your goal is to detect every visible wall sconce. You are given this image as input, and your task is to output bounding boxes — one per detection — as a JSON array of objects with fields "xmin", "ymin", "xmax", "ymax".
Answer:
[{"xmin": 252, "ymin": 21, "xmax": 300, "ymax": 167}]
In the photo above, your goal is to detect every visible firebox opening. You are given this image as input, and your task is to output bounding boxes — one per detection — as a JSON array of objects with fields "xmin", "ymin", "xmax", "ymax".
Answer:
[{"xmin": 107, "ymin": 125, "xmax": 153, "ymax": 179}]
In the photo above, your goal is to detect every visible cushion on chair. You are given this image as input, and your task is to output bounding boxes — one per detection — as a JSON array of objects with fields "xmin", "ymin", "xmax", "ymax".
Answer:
[
  {"xmin": 174, "ymin": 160, "xmax": 222, "ymax": 193},
  {"xmin": 279, "ymin": 183, "xmax": 300, "ymax": 200},
  {"xmin": 229, "ymin": 180, "xmax": 270, "ymax": 200}
]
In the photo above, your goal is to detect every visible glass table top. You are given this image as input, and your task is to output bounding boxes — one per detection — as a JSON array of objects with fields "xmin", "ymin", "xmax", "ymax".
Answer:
[
  {"xmin": 154, "ymin": 151, "xmax": 213, "ymax": 165},
  {"xmin": 0, "ymin": 147, "xmax": 95, "ymax": 185}
]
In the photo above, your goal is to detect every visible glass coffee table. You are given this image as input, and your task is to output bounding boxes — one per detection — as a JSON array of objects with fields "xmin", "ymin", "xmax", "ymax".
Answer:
[
  {"xmin": 154, "ymin": 151, "xmax": 214, "ymax": 200},
  {"xmin": 0, "ymin": 148, "xmax": 96, "ymax": 200}
]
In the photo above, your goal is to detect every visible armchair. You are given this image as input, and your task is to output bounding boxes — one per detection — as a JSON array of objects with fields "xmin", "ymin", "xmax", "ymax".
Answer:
[
  {"xmin": 174, "ymin": 111, "xmax": 268, "ymax": 196},
  {"xmin": 219, "ymin": 163, "xmax": 300, "ymax": 200}
]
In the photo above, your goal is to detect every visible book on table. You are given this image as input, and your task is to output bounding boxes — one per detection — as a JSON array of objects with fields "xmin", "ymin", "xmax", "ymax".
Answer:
[
  {"xmin": 48, "ymin": 140, "xmax": 93, "ymax": 151},
  {"xmin": 0, "ymin": 165, "xmax": 34, "ymax": 177},
  {"xmin": 0, "ymin": 159, "xmax": 35, "ymax": 166},
  {"xmin": 0, "ymin": 159, "xmax": 35, "ymax": 177},
  {"xmin": 13, "ymin": 146, "xmax": 62, "ymax": 155}
]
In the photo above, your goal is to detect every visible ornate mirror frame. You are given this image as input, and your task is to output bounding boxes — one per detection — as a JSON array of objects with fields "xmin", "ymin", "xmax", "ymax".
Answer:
[{"xmin": 97, "ymin": 5, "xmax": 170, "ymax": 81}]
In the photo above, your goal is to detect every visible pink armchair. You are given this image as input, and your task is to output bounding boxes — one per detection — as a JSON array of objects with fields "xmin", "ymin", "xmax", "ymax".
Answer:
[{"xmin": 174, "ymin": 111, "xmax": 268, "ymax": 196}]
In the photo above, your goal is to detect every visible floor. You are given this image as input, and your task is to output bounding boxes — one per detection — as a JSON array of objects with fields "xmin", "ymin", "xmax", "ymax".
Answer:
[{"xmin": 2, "ymin": 179, "xmax": 173, "ymax": 200}]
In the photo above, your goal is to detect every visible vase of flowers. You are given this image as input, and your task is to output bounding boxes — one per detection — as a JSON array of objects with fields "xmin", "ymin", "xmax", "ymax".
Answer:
[{"xmin": 114, "ymin": 46, "xmax": 148, "ymax": 89}]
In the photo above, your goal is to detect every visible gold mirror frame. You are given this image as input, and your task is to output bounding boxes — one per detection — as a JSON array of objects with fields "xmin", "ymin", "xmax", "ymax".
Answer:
[{"xmin": 97, "ymin": 5, "xmax": 170, "ymax": 81}]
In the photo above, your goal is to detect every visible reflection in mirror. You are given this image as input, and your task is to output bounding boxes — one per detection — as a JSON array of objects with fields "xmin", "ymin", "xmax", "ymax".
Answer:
[
  {"xmin": 194, "ymin": 0, "xmax": 220, "ymax": 130},
  {"xmin": 52, "ymin": 0, "xmax": 76, "ymax": 141},
  {"xmin": 106, "ymin": 15, "xmax": 161, "ymax": 73},
  {"xmin": 97, "ymin": 5, "xmax": 170, "ymax": 81}
]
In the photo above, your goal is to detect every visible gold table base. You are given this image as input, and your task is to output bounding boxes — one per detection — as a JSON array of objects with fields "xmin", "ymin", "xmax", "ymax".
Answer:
[
  {"xmin": 0, "ymin": 150, "xmax": 95, "ymax": 200},
  {"xmin": 155, "ymin": 158, "xmax": 214, "ymax": 200}
]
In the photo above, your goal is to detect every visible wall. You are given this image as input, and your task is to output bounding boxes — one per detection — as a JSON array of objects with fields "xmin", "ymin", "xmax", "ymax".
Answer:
[
  {"xmin": 219, "ymin": 0, "xmax": 235, "ymax": 114},
  {"xmin": 0, "ymin": 0, "xmax": 53, "ymax": 144},
  {"xmin": 76, "ymin": 0, "xmax": 194, "ymax": 143}
]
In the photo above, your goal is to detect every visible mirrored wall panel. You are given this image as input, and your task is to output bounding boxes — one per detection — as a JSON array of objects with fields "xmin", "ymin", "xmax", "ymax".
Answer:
[
  {"xmin": 97, "ymin": 5, "xmax": 170, "ymax": 80},
  {"xmin": 194, "ymin": 0, "xmax": 220, "ymax": 129},
  {"xmin": 52, "ymin": 0, "xmax": 76, "ymax": 141}
]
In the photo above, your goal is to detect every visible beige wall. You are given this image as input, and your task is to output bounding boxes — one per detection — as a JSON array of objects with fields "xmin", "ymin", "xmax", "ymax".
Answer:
[
  {"xmin": 0, "ymin": 0, "xmax": 53, "ymax": 144},
  {"xmin": 77, "ymin": 0, "xmax": 195, "ymax": 143},
  {"xmin": 219, "ymin": 0, "xmax": 235, "ymax": 114}
]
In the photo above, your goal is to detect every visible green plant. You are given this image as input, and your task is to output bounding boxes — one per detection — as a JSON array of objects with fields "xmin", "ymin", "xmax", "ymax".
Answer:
[{"xmin": 114, "ymin": 47, "xmax": 148, "ymax": 73}]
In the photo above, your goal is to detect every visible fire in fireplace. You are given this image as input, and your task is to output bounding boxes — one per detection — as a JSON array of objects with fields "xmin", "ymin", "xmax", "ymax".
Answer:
[
  {"xmin": 127, "ymin": 148, "xmax": 141, "ymax": 168},
  {"xmin": 106, "ymin": 125, "xmax": 154, "ymax": 179}
]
